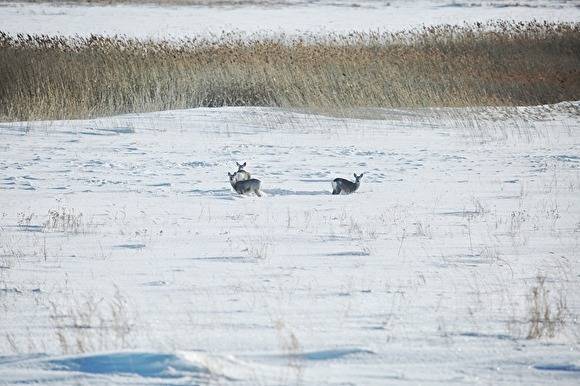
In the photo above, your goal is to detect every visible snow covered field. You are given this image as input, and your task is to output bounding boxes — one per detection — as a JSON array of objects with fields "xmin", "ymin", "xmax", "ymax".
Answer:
[
  {"xmin": 1, "ymin": 0, "xmax": 579, "ymax": 38},
  {"xmin": 0, "ymin": 104, "xmax": 579, "ymax": 384},
  {"xmin": 1, "ymin": 0, "xmax": 579, "ymax": 384}
]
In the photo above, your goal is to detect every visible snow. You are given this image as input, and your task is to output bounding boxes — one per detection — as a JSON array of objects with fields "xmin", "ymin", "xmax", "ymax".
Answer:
[
  {"xmin": 1, "ymin": 1, "xmax": 580, "ymax": 383},
  {"xmin": 0, "ymin": 0, "xmax": 579, "ymax": 38},
  {"xmin": 0, "ymin": 104, "xmax": 579, "ymax": 384}
]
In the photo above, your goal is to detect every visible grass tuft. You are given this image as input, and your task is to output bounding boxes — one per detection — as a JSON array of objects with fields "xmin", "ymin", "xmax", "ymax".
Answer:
[{"xmin": 526, "ymin": 276, "xmax": 567, "ymax": 340}]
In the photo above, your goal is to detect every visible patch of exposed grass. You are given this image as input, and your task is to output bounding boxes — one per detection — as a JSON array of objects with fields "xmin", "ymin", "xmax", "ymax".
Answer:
[
  {"xmin": 526, "ymin": 276, "xmax": 567, "ymax": 340},
  {"xmin": 1, "ymin": 21, "xmax": 579, "ymax": 121},
  {"xmin": 43, "ymin": 207, "xmax": 84, "ymax": 234},
  {"xmin": 49, "ymin": 288, "xmax": 134, "ymax": 354}
]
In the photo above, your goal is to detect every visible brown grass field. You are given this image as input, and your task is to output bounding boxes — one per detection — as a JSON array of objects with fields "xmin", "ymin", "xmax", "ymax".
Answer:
[{"xmin": 0, "ymin": 21, "xmax": 579, "ymax": 121}]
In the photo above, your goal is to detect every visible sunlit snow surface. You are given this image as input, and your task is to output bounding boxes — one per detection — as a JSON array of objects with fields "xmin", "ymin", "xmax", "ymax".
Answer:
[
  {"xmin": 0, "ymin": 104, "xmax": 579, "ymax": 384},
  {"xmin": 0, "ymin": 0, "xmax": 579, "ymax": 38}
]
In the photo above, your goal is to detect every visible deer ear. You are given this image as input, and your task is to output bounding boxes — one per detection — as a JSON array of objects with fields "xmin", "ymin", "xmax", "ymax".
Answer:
[
  {"xmin": 236, "ymin": 162, "xmax": 241, "ymax": 167},
  {"xmin": 359, "ymin": 173, "xmax": 364, "ymax": 178},
  {"xmin": 228, "ymin": 172, "xmax": 232, "ymax": 177},
  {"xmin": 353, "ymin": 173, "xmax": 357, "ymax": 179}
]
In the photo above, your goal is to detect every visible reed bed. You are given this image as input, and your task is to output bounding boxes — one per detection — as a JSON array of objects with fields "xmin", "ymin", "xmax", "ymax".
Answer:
[{"xmin": 0, "ymin": 21, "xmax": 579, "ymax": 121}]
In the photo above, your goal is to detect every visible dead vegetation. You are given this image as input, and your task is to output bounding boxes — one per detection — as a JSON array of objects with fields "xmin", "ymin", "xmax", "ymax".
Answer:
[
  {"xmin": 49, "ymin": 288, "xmax": 134, "ymax": 354},
  {"xmin": 1, "ymin": 21, "xmax": 579, "ymax": 121},
  {"xmin": 43, "ymin": 207, "xmax": 84, "ymax": 234},
  {"xmin": 526, "ymin": 275, "xmax": 568, "ymax": 339}
]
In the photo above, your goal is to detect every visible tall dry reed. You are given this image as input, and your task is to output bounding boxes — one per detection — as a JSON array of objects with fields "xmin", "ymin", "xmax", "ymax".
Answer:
[{"xmin": 1, "ymin": 21, "xmax": 579, "ymax": 121}]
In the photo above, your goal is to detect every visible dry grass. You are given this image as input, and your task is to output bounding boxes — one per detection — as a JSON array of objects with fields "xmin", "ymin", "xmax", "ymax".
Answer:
[
  {"xmin": 43, "ymin": 207, "xmax": 84, "ymax": 234},
  {"xmin": 1, "ymin": 21, "xmax": 579, "ymax": 121},
  {"xmin": 49, "ymin": 288, "xmax": 134, "ymax": 354},
  {"xmin": 526, "ymin": 276, "xmax": 567, "ymax": 340}
]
